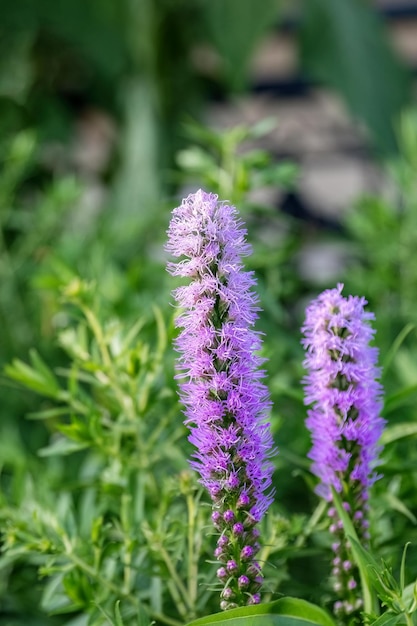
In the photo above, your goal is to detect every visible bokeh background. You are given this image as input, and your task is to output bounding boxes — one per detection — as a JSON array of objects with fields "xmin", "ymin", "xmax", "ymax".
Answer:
[{"xmin": 1, "ymin": 0, "xmax": 417, "ymax": 623}]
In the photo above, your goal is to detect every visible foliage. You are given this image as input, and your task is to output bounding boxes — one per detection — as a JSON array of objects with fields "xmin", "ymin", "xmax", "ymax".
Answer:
[
  {"xmin": 0, "ymin": 273, "xmax": 315, "ymax": 625},
  {"xmin": 0, "ymin": 3, "xmax": 417, "ymax": 623},
  {"xmin": 1, "ymin": 114, "xmax": 417, "ymax": 624},
  {"xmin": 299, "ymin": 0, "xmax": 411, "ymax": 154}
]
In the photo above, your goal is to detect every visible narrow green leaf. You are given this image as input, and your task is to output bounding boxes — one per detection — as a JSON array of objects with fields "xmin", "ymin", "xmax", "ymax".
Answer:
[
  {"xmin": 153, "ymin": 305, "xmax": 167, "ymax": 357},
  {"xmin": 38, "ymin": 437, "xmax": 88, "ymax": 457},
  {"xmin": 384, "ymin": 386, "xmax": 417, "ymax": 414},
  {"xmin": 27, "ymin": 407, "xmax": 71, "ymax": 420},
  {"xmin": 5, "ymin": 358, "xmax": 59, "ymax": 398},
  {"xmin": 114, "ymin": 601, "xmax": 125, "ymax": 626},
  {"xmin": 94, "ymin": 602, "xmax": 116, "ymax": 625},
  {"xmin": 380, "ymin": 422, "xmax": 417, "ymax": 444},
  {"xmin": 120, "ymin": 317, "xmax": 146, "ymax": 354},
  {"xmin": 382, "ymin": 324, "xmax": 415, "ymax": 378},
  {"xmin": 29, "ymin": 349, "xmax": 60, "ymax": 391},
  {"xmin": 400, "ymin": 543, "xmax": 411, "ymax": 593},
  {"xmin": 381, "ymin": 493, "xmax": 417, "ymax": 524},
  {"xmin": 369, "ymin": 613, "xmax": 401, "ymax": 626}
]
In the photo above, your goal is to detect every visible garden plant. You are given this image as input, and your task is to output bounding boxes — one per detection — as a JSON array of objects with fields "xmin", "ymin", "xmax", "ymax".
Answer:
[{"xmin": 1, "ymin": 115, "xmax": 417, "ymax": 626}]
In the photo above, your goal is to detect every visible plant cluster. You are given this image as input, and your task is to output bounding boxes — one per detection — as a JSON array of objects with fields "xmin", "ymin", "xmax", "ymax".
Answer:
[{"xmin": 1, "ymin": 115, "xmax": 417, "ymax": 626}]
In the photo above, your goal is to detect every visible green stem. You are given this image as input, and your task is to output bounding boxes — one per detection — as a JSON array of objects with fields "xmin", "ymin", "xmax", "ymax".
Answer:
[
  {"xmin": 159, "ymin": 543, "xmax": 193, "ymax": 613},
  {"xmin": 81, "ymin": 306, "xmax": 112, "ymax": 369},
  {"xmin": 295, "ymin": 499, "xmax": 327, "ymax": 548},
  {"xmin": 68, "ymin": 552, "xmax": 139, "ymax": 607},
  {"xmin": 149, "ymin": 611, "xmax": 183, "ymax": 626},
  {"xmin": 331, "ymin": 487, "xmax": 378, "ymax": 618},
  {"xmin": 166, "ymin": 579, "xmax": 188, "ymax": 621},
  {"xmin": 186, "ymin": 492, "xmax": 199, "ymax": 612}
]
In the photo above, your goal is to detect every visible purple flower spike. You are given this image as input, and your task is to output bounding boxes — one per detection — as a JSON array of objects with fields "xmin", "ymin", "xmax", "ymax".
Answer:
[
  {"xmin": 166, "ymin": 190, "xmax": 275, "ymax": 608},
  {"xmin": 302, "ymin": 284, "xmax": 384, "ymax": 501},
  {"xmin": 301, "ymin": 283, "xmax": 385, "ymax": 620}
]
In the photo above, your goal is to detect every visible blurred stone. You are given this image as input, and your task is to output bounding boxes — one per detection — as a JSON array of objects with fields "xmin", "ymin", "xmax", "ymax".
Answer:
[
  {"xmin": 297, "ymin": 241, "xmax": 352, "ymax": 284},
  {"xmin": 391, "ymin": 19, "xmax": 417, "ymax": 63},
  {"xmin": 300, "ymin": 156, "xmax": 382, "ymax": 218},
  {"xmin": 250, "ymin": 32, "xmax": 297, "ymax": 81},
  {"xmin": 71, "ymin": 108, "xmax": 116, "ymax": 175}
]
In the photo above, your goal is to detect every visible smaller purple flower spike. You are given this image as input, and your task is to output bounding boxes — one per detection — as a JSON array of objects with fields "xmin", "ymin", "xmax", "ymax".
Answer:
[
  {"xmin": 166, "ymin": 190, "xmax": 275, "ymax": 609},
  {"xmin": 301, "ymin": 284, "xmax": 385, "ymax": 622}
]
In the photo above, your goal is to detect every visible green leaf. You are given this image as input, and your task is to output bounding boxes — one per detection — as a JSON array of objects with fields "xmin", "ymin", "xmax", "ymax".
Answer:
[
  {"xmin": 176, "ymin": 146, "xmax": 217, "ymax": 174},
  {"xmin": 381, "ymin": 421, "xmax": 417, "ymax": 444},
  {"xmin": 119, "ymin": 317, "xmax": 146, "ymax": 355},
  {"xmin": 93, "ymin": 602, "xmax": 116, "ymax": 625},
  {"xmin": 380, "ymin": 492, "xmax": 417, "ymax": 524},
  {"xmin": 152, "ymin": 305, "xmax": 167, "ymax": 358},
  {"xmin": 5, "ymin": 357, "xmax": 60, "ymax": 398},
  {"xmin": 27, "ymin": 407, "xmax": 71, "ymax": 421},
  {"xmin": 369, "ymin": 614, "xmax": 402, "ymax": 626},
  {"xmin": 400, "ymin": 543, "xmax": 411, "ymax": 593},
  {"xmin": 384, "ymin": 387, "xmax": 417, "ymax": 415},
  {"xmin": 38, "ymin": 436, "xmax": 89, "ymax": 457},
  {"xmin": 331, "ymin": 487, "xmax": 378, "ymax": 616},
  {"xmin": 114, "ymin": 601, "xmax": 125, "ymax": 626},
  {"xmin": 186, "ymin": 597, "xmax": 336, "ymax": 626},
  {"xmin": 382, "ymin": 324, "xmax": 416, "ymax": 379}
]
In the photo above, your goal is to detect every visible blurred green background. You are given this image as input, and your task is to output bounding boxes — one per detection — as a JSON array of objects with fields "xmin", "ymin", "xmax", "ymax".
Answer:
[
  {"xmin": 1, "ymin": 0, "xmax": 417, "ymax": 624},
  {"xmin": 0, "ymin": 0, "xmax": 413, "ymax": 367}
]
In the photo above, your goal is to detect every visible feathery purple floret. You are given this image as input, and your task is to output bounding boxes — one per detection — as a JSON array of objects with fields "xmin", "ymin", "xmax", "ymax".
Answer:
[
  {"xmin": 301, "ymin": 283, "xmax": 385, "ymax": 620},
  {"xmin": 166, "ymin": 189, "xmax": 274, "ymax": 609}
]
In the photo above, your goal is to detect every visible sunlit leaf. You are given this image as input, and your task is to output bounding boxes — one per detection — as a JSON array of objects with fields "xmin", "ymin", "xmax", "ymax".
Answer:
[
  {"xmin": 384, "ymin": 388, "xmax": 417, "ymax": 415},
  {"xmin": 382, "ymin": 324, "xmax": 415, "ymax": 378},
  {"xmin": 38, "ymin": 436, "xmax": 88, "ymax": 457},
  {"xmin": 186, "ymin": 597, "xmax": 336, "ymax": 626}
]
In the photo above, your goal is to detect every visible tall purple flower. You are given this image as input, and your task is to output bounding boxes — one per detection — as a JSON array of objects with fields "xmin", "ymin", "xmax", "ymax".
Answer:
[
  {"xmin": 166, "ymin": 189, "xmax": 274, "ymax": 609},
  {"xmin": 301, "ymin": 284, "xmax": 385, "ymax": 621}
]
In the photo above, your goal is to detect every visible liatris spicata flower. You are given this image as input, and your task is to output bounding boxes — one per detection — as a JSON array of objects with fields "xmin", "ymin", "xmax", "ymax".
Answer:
[
  {"xmin": 301, "ymin": 284, "xmax": 385, "ymax": 621},
  {"xmin": 166, "ymin": 189, "xmax": 274, "ymax": 609}
]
